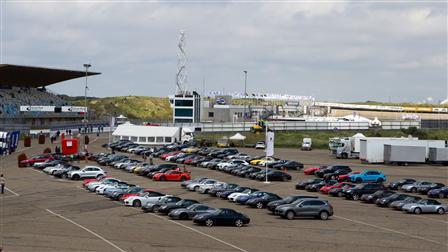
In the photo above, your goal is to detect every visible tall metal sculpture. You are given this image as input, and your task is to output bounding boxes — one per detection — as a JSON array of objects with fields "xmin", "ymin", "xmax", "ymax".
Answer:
[{"xmin": 176, "ymin": 30, "xmax": 187, "ymax": 95}]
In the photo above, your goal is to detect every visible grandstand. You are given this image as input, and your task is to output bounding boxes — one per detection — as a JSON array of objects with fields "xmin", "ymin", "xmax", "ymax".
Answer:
[{"xmin": 0, "ymin": 64, "xmax": 101, "ymax": 132}]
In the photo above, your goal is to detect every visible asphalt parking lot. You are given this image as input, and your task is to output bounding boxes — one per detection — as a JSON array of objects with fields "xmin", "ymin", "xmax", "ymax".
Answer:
[{"xmin": 1, "ymin": 135, "xmax": 447, "ymax": 252}]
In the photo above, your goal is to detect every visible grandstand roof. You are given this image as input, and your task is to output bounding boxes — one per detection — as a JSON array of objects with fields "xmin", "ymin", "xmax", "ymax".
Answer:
[{"xmin": 0, "ymin": 64, "xmax": 101, "ymax": 88}]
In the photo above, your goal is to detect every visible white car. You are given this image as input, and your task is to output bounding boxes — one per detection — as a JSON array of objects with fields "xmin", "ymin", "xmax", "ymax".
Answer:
[
  {"xmin": 216, "ymin": 160, "xmax": 248, "ymax": 169},
  {"xmin": 95, "ymin": 182, "xmax": 122, "ymax": 195},
  {"xmin": 197, "ymin": 182, "xmax": 226, "ymax": 194},
  {"xmin": 68, "ymin": 166, "xmax": 106, "ymax": 180},
  {"xmin": 86, "ymin": 178, "xmax": 121, "ymax": 192},
  {"xmin": 255, "ymin": 141, "xmax": 266, "ymax": 149},
  {"xmin": 43, "ymin": 164, "xmax": 69, "ymax": 175},
  {"xmin": 124, "ymin": 191, "xmax": 167, "ymax": 207},
  {"xmin": 187, "ymin": 179, "xmax": 218, "ymax": 191},
  {"xmin": 228, "ymin": 189, "xmax": 255, "ymax": 202},
  {"xmin": 226, "ymin": 153, "xmax": 250, "ymax": 160}
]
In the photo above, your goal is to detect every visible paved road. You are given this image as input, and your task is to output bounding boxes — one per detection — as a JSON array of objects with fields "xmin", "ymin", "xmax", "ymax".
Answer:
[{"xmin": 1, "ymin": 135, "xmax": 447, "ymax": 252}]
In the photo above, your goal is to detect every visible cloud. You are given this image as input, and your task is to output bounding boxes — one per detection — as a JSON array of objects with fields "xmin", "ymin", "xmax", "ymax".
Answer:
[{"xmin": 2, "ymin": 2, "xmax": 447, "ymax": 103}]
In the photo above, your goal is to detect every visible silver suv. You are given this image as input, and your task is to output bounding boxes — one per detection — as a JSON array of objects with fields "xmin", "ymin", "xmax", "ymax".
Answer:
[
  {"xmin": 274, "ymin": 199, "xmax": 334, "ymax": 220},
  {"xmin": 68, "ymin": 166, "xmax": 106, "ymax": 180}
]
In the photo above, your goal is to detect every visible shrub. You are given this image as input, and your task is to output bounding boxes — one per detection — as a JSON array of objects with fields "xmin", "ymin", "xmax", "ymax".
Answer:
[
  {"xmin": 38, "ymin": 134, "xmax": 45, "ymax": 144},
  {"xmin": 18, "ymin": 153, "xmax": 27, "ymax": 167},
  {"xmin": 43, "ymin": 147, "xmax": 52, "ymax": 154},
  {"xmin": 24, "ymin": 136, "xmax": 31, "ymax": 147}
]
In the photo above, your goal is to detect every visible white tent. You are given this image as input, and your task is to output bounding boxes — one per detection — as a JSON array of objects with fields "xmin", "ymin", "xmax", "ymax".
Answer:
[
  {"xmin": 229, "ymin": 133, "xmax": 246, "ymax": 140},
  {"xmin": 352, "ymin": 133, "xmax": 366, "ymax": 138}
]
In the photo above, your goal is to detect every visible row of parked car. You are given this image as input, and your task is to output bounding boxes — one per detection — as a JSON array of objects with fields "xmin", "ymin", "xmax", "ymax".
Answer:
[
  {"xmin": 295, "ymin": 177, "xmax": 448, "ymax": 215},
  {"xmin": 183, "ymin": 177, "xmax": 334, "ymax": 220}
]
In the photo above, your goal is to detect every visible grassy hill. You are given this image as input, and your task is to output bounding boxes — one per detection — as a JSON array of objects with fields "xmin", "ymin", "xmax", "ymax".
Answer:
[{"xmin": 64, "ymin": 96, "xmax": 172, "ymax": 121}]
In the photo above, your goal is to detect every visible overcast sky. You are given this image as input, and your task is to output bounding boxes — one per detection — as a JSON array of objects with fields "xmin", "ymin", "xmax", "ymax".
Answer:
[{"xmin": 2, "ymin": 1, "xmax": 447, "ymax": 103}]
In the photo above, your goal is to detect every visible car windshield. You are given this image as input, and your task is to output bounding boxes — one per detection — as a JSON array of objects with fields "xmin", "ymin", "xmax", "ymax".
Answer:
[
  {"xmin": 242, "ymin": 189, "xmax": 251, "ymax": 194},
  {"xmin": 306, "ymin": 179, "xmax": 317, "ymax": 183},
  {"xmin": 283, "ymin": 196, "xmax": 296, "ymax": 203}
]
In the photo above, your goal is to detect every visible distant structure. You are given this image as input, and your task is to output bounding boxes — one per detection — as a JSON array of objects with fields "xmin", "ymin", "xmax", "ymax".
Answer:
[{"xmin": 170, "ymin": 30, "xmax": 201, "ymax": 124}]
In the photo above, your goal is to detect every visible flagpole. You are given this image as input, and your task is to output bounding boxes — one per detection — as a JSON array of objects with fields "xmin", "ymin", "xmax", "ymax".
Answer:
[{"xmin": 264, "ymin": 121, "xmax": 270, "ymax": 184}]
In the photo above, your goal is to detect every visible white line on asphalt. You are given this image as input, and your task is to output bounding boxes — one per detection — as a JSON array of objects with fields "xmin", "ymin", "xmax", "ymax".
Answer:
[
  {"xmin": 45, "ymin": 209, "xmax": 127, "ymax": 252},
  {"xmin": 149, "ymin": 212, "xmax": 249, "ymax": 252},
  {"xmin": 28, "ymin": 168, "xmax": 44, "ymax": 174},
  {"xmin": 1, "ymin": 195, "xmax": 19, "ymax": 199},
  {"xmin": 5, "ymin": 187, "xmax": 20, "ymax": 196},
  {"xmin": 334, "ymin": 215, "xmax": 446, "ymax": 246}
]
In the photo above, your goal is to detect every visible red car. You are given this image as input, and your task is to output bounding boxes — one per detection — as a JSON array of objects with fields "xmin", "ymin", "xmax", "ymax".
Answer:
[
  {"xmin": 160, "ymin": 151, "xmax": 180, "ymax": 160},
  {"xmin": 82, "ymin": 176, "xmax": 110, "ymax": 188},
  {"xmin": 320, "ymin": 182, "xmax": 353, "ymax": 194},
  {"xmin": 336, "ymin": 171, "xmax": 361, "ymax": 182},
  {"xmin": 120, "ymin": 188, "xmax": 154, "ymax": 202},
  {"xmin": 152, "ymin": 170, "xmax": 191, "ymax": 182},
  {"xmin": 20, "ymin": 154, "xmax": 54, "ymax": 167},
  {"xmin": 303, "ymin": 165, "xmax": 327, "ymax": 175}
]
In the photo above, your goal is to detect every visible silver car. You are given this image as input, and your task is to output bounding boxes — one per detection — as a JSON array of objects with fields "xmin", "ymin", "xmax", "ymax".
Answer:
[
  {"xmin": 402, "ymin": 199, "xmax": 447, "ymax": 214},
  {"xmin": 274, "ymin": 199, "xmax": 334, "ymax": 220},
  {"xmin": 401, "ymin": 181, "xmax": 432, "ymax": 193},
  {"xmin": 389, "ymin": 196, "xmax": 421, "ymax": 210}
]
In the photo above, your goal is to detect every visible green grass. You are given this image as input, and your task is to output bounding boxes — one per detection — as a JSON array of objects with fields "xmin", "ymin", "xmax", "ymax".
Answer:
[{"xmin": 195, "ymin": 129, "xmax": 448, "ymax": 149}]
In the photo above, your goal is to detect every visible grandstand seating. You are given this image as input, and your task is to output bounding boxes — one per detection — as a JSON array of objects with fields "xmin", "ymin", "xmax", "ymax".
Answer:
[{"xmin": 0, "ymin": 87, "xmax": 70, "ymax": 116}]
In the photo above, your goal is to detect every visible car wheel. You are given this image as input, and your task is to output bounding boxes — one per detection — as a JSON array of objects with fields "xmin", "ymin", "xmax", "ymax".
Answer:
[
  {"xmin": 205, "ymin": 219, "xmax": 214, "ymax": 227},
  {"xmin": 180, "ymin": 213, "xmax": 189, "ymax": 220},
  {"xmin": 72, "ymin": 174, "xmax": 80, "ymax": 180},
  {"xmin": 96, "ymin": 174, "xmax": 103, "ymax": 179},
  {"xmin": 439, "ymin": 193, "xmax": 445, "ymax": 199},
  {"xmin": 62, "ymin": 174, "xmax": 68, "ymax": 179},
  {"xmin": 338, "ymin": 192, "xmax": 343, "ymax": 197},
  {"xmin": 356, "ymin": 178, "xmax": 362, "ymax": 183},
  {"xmin": 319, "ymin": 211, "xmax": 329, "ymax": 220},
  {"xmin": 437, "ymin": 208, "xmax": 445, "ymax": 215},
  {"xmin": 282, "ymin": 176, "xmax": 288, "ymax": 182},
  {"xmin": 256, "ymin": 202, "xmax": 264, "ymax": 209},
  {"xmin": 204, "ymin": 189, "xmax": 209, "ymax": 194},
  {"xmin": 411, "ymin": 188, "xmax": 417, "ymax": 193},
  {"xmin": 286, "ymin": 211, "xmax": 295, "ymax": 220},
  {"xmin": 235, "ymin": 219, "xmax": 244, "ymax": 227},
  {"xmin": 133, "ymin": 200, "xmax": 142, "ymax": 207},
  {"xmin": 194, "ymin": 186, "xmax": 200, "ymax": 192},
  {"xmin": 414, "ymin": 207, "xmax": 422, "ymax": 214},
  {"xmin": 377, "ymin": 178, "xmax": 384, "ymax": 183},
  {"xmin": 353, "ymin": 194, "xmax": 360, "ymax": 201},
  {"xmin": 160, "ymin": 176, "xmax": 165, "ymax": 181},
  {"xmin": 331, "ymin": 176, "xmax": 336, "ymax": 180},
  {"xmin": 181, "ymin": 177, "xmax": 186, "ymax": 182},
  {"xmin": 153, "ymin": 206, "xmax": 160, "ymax": 213}
]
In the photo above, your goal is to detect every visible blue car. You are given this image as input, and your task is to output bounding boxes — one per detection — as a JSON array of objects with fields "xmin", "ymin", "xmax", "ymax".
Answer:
[
  {"xmin": 350, "ymin": 170, "xmax": 386, "ymax": 183},
  {"xmin": 235, "ymin": 191, "xmax": 269, "ymax": 204},
  {"xmin": 428, "ymin": 186, "xmax": 448, "ymax": 199}
]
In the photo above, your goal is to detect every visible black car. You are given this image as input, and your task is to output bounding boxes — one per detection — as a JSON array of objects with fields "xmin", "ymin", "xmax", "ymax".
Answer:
[
  {"xmin": 323, "ymin": 167, "xmax": 352, "ymax": 180},
  {"xmin": 345, "ymin": 183, "xmax": 386, "ymax": 200},
  {"xmin": 388, "ymin": 178, "xmax": 417, "ymax": 190},
  {"xmin": 240, "ymin": 167, "xmax": 262, "ymax": 177},
  {"xmin": 208, "ymin": 183, "xmax": 239, "ymax": 197},
  {"xmin": 193, "ymin": 208, "xmax": 250, "ymax": 227},
  {"xmin": 376, "ymin": 193, "xmax": 410, "ymax": 207},
  {"xmin": 273, "ymin": 161, "xmax": 304, "ymax": 170},
  {"xmin": 306, "ymin": 180, "xmax": 338, "ymax": 192},
  {"xmin": 328, "ymin": 184, "xmax": 355, "ymax": 197},
  {"xmin": 156, "ymin": 199, "xmax": 200, "ymax": 214},
  {"xmin": 256, "ymin": 170, "xmax": 292, "ymax": 182},
  {"xmin": 245, "ymin": 193, "xmax": 282, "ymax": 209},
  {"xmin": 53, "ymin": 166, "xmax": 80, "ymax": 178},
  {"xmin": 360, "ymin": 190, "xmax": 395, "ymax": 203},
  {"xmin": 268, "ymin": 160, "xmax": 288, "ymax": 168},
  {"xmin": 267, "ymin": 195, "xmax": 318, "ymax": 213},
  {"xmin": 315, "ymin": 165, "xmax": 351, "ymax": 178},
  {"xmin": 296, "ymin": 178, "xmax": 324, "ymax": 190},
  {"xmin": 417, "ymin": 183, "xmax": 445, "ymax": 195}
]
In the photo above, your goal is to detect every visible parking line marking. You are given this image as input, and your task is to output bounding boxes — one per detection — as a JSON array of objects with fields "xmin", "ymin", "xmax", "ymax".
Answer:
[
  {"xmin": 5, "ymin": 187, "xmax": 20, "ymax": 196},
  {"xmin": 334, "ymin": 215, "xmax": 446, "ymax": 246},
  {"xmin": 28, "ymin": 168, "xmax": 44, "ymax": 174},
  {"xmin": 46, "ymin": 209, "xmax": 127, "ymax": 252},
  {"xmin": 148, "ymin": 212, "xmax": 249, "ymax": 252}
]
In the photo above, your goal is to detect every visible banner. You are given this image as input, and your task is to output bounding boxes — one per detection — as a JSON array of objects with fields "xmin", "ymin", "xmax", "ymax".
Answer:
[
  {"xmin": 266, "ymin": 131, "xmax": 274, "ymax": 157},
  {"xmin": 110, "ymin": 116, "xmax": 116, "ymax": 128},
  {"xmin": 20, "ymin": 106, "xmax": 55, "ymax": 112},
  {"xmin": 61, "ymin": 106, "xmax": 87, "ymax": 113}
]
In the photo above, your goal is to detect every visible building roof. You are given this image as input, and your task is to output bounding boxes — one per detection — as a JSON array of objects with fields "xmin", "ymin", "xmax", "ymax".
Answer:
[
  {"xmin": 0, "ymin": 64, "xmax": 101, "ymax": 87},
  {"xmin": 112, "ymin": 123, "xmax": 180, "ymax": 137}
]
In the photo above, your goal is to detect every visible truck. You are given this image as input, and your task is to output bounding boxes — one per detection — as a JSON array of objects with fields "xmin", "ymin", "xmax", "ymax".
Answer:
[
  {"xmin": 428, "ymin": 147, "xmax": 448, "ymax": 165},
  {"xmin": 0, "ymin": 131, "xmax": 20, "ymax": 154},
  {"xmin": 383, "ymin": 145, "xmax": 426, "ymax": 165},
  {"xmin": 328, "ymin": 137, "xmax": 341, "ymax": 155},
  {"xmin": 335, "ymin": 133, "xmax": 366, "ymax": 159},
  {"xmin": 301, "ymin": 138, "xmax": 312, "ymax": 151}
]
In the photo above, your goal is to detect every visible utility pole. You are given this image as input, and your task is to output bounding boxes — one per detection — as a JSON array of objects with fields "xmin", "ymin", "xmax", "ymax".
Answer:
[
  {"xmin": 243, "ymin": 70, "xmax": 247, "ymax": 133},
  {"xmin": 83, "ymin": 63, "xmax": 91, "ymax": 152}
]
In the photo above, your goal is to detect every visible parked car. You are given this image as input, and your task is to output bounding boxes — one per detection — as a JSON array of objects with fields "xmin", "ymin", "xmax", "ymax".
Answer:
[
  {"xmin": 314, "ymin": 165, "xmax": 350, "ymax": 178},
  {"xmin": 142, "ymin": 196, "xmax": 182, "ymax": 212},
  {"xmin": 274, "ymin": 161, "xmax": 304, "ymax": 171},
  {"xmin": 181, "ymin": 176, "xmax": 208, "ymax": 188},
  {"xmin": 388, "ymin": 178, "xmax": 417, "ymax": 190},
  {"xmin": 349, "ymin": 170, "xmax": 386, "ymax": 183},
  {"xmin": 417, "ymin": 182, "xmax": 445, "ymax": 195},
  {"xmin": 376, "ymin": 193, "xmax": 410, "ymax": 207},
  {"xmin": 246, "ymin": 193, "xmax": 282, "ymax": 209},
  {"xmin": 295, "ymin": 178, "xmax": 324, "ymax": 190},
  {"xmin": 344, "ymin": 183, "xmax": 386, "ymax": 200},
  {"xmin": 389, "ymin": 196, "xmax": 422, "ymax": 210},
  {"xmin": 320, "ymin": 182, "xmax": 353, "ymax": 194},
  {"xmin": 328, "ymin": 183, "xmax": 356, "ymax": 197},
  {"xmin": 267, "ymin": 195, "xmax": 318, "ymax": 213},
  {"xmin": 323, "ymin": 166, "xmax": 352, "ymax": 180},
  {"xmin": 255, "ymin": 141, "xmax": 266, "ymax": 149},
  {"xmin": 401, "ymin": 181, "xmax": 433, "ymax": 193},
  {"xmin": 218, "ymin": 186, "xmax": 253, "ymax": 200},
  {"xmin": 152, "ymin": 170, "xmax": 191, "ymax": 182},
  {"xmin": 256, "ymin": 170, "xmax": 292, "ymax": 182},
  {"xmin": 402, "ymin": 199, "xmax": 447, "ymax": 214},
  {"xmin": 428, "ymin": 186, "xmax": 448, "ymax": 198},
  {"xmin": 274, "ymin": 199, "xmax": 334, "ymax": 220},
  {"xmin": 168, "ymin": 204, "xmax": 216, "ymax": 220},
  {"xmin": 123, "ymin": 191, "xmax": 166, "ymax": 207},
  {"xmin": 193, "ymin": 208, "xmax": 250, "ymax": 227},
  {"xmin": 306, "ymin": 180, "xmax": 337, "ymax": 192},
  {"xmin": 187, "ymin": 179, "xmax": 218, "ymax": 192},
  {"xmin": 20, "ymin": 154, "xmax": 54, "ymax": 167},
  {"xmin": 67, "ymin": 166, "xmax": 106, "ymax": 180},
  {"xmin": 208, "ymin": 183, "xmax": 239, "ymax": 197},
  {"xmin": 303, "ymin": 166, "xmax": 327, "ymax": 175},
  {"xmin": 156, "ymin": 199, "xmax": 200, "ymax": 214},
  {"xmin": 360, "ymin": 190, "xmax": 395, "ymax": 203}
]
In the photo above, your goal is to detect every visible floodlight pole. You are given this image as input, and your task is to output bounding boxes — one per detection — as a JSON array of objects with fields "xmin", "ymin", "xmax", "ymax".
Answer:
[
  {"xmin": 83, "ymin": 64, "xmax": 91, "ymax": 140},
  {"xmin": 243, "ymin": 71, "xmax": 247, "ymax": 133},
  {"xmin": 264, "ymin": 120, "xmax": 270, "ymax": 184}
]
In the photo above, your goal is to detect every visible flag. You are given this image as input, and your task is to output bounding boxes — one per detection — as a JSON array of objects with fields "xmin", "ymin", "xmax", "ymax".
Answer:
[{"xmin": 266, "ymin": 131, "xmax": 274, "ymax": 156}]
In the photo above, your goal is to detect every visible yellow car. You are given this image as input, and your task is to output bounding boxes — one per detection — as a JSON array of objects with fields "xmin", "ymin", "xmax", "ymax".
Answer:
[
  {"xmin": 133, "ymin": 165, "xmax": 145, "ymax": 174},
  {"xmin": 183, "ymin": 147, "xmax": 199, "ymax": 154},
  {"xmin": 250, "ymin": 156, "xmax": 276, "ymax": 166}
]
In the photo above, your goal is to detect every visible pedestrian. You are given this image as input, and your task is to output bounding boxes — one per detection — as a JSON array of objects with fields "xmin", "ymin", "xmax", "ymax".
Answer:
[
  {"xmin": 149, "ymin": 154, "xmax": 154, "ymax": 165},
  {"xmin": 142, "ymin": 153, "xmax": 147, "ymax": 162},
  {"xmin": 0, "ymin": 174, "xmax": 5, "ymax": 194}
]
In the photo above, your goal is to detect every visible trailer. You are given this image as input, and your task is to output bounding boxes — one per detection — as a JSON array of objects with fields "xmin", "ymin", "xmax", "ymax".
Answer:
[
  {"xmin": 384, "ymin": 145, "xmax": 426, "ymax": 165},
  {"xmin": 428, "ymin": 148, "xmax": 448, "ymax": 165},
  {"xmin": 359, "ymin": 138, "xmax": 418, "ymax": 164}
]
